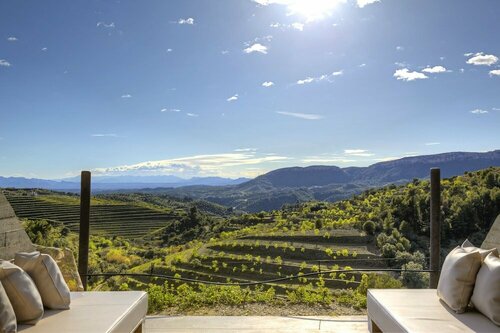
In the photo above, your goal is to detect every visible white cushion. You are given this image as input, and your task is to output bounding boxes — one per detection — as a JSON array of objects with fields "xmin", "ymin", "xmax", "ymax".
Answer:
[
  {"xmin": 17, "ymin": 291, "xmax": 148, "ymax": 333},
  {"xmin": 437, "ymin": 246, "xmax": 482, "ymax": 313},
  {"xmin": 462, "ymin": 239, "xmax": 499, "ymax": 260},
  {"xmin": 15, "ymin": 252, "xmax": 70, "ymax": 310},
  {"xmin": 471, "ymin": 252, "xmax": 500, "ymax": 326},
  {"xmin": 0, "ymin": 281, "xmax": 16, "ymax": 333},
  {"xmin": 368, "ymin": 289, "xmax": 500, "ymax": 333},
  {"xmin": 0, "ymin": 260, "xmax": 43, "ymax": 325}
]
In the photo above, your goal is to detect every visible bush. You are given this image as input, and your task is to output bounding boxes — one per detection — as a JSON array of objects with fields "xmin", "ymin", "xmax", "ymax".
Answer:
[{"xmin": 363, "ymin": 221, "xmax": 376, "ymax": 235}]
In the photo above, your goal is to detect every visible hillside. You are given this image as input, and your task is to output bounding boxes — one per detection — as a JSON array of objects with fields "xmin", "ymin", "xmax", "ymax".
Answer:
[
  {"xmin": 14, "ymin": 167, "xmax": 500, "ymax": 314},
  {"xmin": 151, "ymin": 150, "xmax": 500, "ymax": 211}
]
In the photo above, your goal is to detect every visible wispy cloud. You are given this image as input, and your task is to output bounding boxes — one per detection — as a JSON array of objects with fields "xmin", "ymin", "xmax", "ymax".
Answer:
[
  {"xmin": 91, "ymin": 133, "xmax": 119, "ymax": 137},
  {"xmin": 221, "ymin": 50, "xmax": 229, "ymax": 55},
  {"xmin": 161, "ymin": 108, "xmax": 181, "ymax": 112},
  {"xmin": 425, "ymin": 142, "xmax": 440, "ymax": 146},
  {"xmin": 466, "ymin": 52, "xmax": 498, "ymax": 66},
  {"xmin": 358, "ymin": 63, "xmax": 367, "ymax": 68},
  {"xmin": 94, "ymin": 151, "xmax": 290, "ymax": 178},
  {"xmin": 271, "ymin": 22, "xmax": 304, "ymax": 31},
  {"xmin": 0, "ymin": 59, "xmax": 12, "ymax": 67},
  {"xmin": 243, "ymin": 43, "xmax": 268, "ymax": 54},
  {"xmin": 96, "ymin": 22, "xmax": 115, "ymax": 28},
  {"xmin": 357, "ymin": 0, "xmax": 380, "ymax": 8},
  {"xmin": 470, "ymin": 109, "xmax": 488, "ymax": 114},
  {"xmin": 296, "ymin": 70, "xmax": 343, "ymax": 85},
  {"xmin": 41, "ymin": 47, "xmax": 48, "ymax": 51},
  {"xmin": 227, "ymin": 94, "xmax": 239, "ymax": 102},
  {"xmin": 178, "ymin": 18, "xmax": 194, "ymax": 25},
  {"xmin": 422, "ymin": 65, "xmax": 447, "ymax": 73},
  {"xmin": 276, "ymin": 111, "xmax": 324, "ymax": 120},
  {"xmin": 121, "ymin": 94, "xmax": 132, "ymax": 98},
  {"xmin": 393, "ymin": 68, "xmax": 428, "ymax": 81},
  {"xmin": 166, "ymin": 48, "xmax": 173, "ymax": 53},
  {"xmin": 344, "ymin": 149, "xmax": 374, "ymax": 157},
  {"xmin": 395, "ymin": 45, "xmax": 404, "ymax": 51},
  {"xmin": 7, "ymin": 37, "xmax": 17, "ymax": 41},
  {"xmin": 186, "ymin": 113, "xmax": 198, "ymax": 117},
  {"xmin": 234, "ymin": 148, "xmax": 257, "ymax": 152},
  {"xmin": 489, "ymin": 69, "xmax": 500, "ymax": 77},
  {"xmin": 262, "ymin": 81, "xmax": 275, "ymax": 87}
]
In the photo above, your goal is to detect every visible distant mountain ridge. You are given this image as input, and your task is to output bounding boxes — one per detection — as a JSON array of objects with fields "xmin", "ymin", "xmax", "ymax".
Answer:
[
  {"xmin": 1, "ymin": 150, "xmax": 499, "ymax": 212},
  {"xmin": 241, "ymin": 150, "xmax": 500, "ymax": 189},
  {"xmin": 0, "ymin": 175, "xmax": 250, "ymax": 191}
]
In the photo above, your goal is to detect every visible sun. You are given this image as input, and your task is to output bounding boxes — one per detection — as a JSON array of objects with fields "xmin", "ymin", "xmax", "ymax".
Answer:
[{"xmin": 286, "ymin": 0, "xmax": 343, "ymax": 22}]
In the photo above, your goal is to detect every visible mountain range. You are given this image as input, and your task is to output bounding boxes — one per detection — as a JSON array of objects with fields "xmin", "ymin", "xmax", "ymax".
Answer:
[{"xmin": 1, "ymin": 150, "xmax": 499, "ymax": 211}]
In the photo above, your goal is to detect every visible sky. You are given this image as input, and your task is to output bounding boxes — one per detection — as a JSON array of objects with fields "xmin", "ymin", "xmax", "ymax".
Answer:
[{"xmin": 0, "ymin": 0, "xmax": 499, "ymax": 179}]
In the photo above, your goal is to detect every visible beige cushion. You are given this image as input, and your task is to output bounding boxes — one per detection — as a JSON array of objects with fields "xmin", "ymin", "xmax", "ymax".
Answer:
[
  {"xmin": 437, "ymin": 246, "xmax": 482, "ymax": 313},
  {"xmin": 0, "ymin": 281, "xmax": 16, "ymax": 333},
  {"xmin": 471, "ymin": 252, "xmax": 500, "ymax": 326},
  {"xmin": 15, "ymin": 252, "xmax": 70, "ymax": 310},
  {"xmin": 18, "ymin": 291, "xmax": 148, "ymax": 333},
  {"xmin": 368, "ymin": 289, "xmax": 500, "ymax": 333},
  {"xmin": 462, "ymin": 239, "xmax": 499, "ymax": 260},
  {"xmin": 0, "ymin": 260, "xmax": 43, "ymax": 325}
]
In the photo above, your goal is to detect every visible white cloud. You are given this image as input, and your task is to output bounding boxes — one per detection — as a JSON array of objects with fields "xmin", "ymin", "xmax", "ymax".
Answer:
[
  {"xmin": 7, "ymin": 37, "xmax": 17, "ymax": 41},
  {"xmin": 178, "ymin": 18, "xmax": 194, "ymax": 25},
  {"xmin": 466, "ymin": 52, "xmax": 498, "ymax": 66},
  {"xmin": 470, "ymin": 109, "xmax": 488, "ymax": 114},
  {"xmin": 41, "ymin": 47, "xmax": 48, "ymax": 51},
  {"xmin": 422, "ymin": 65, "xmax": 447, "ymax": 73},
  {"xmin": 96, "ymin": 22, "xmax": 115, "ymax": 28},
  {"xmin": 121, "ymin": 94, "xmax": 132, "ymax": 98},
  {"xmin": 234, "ymin": 148, "xmax": 257, "ymax": 152},
  {"xmin": 302, "ymin": 157, "xmax": 356, "ymax": 164},
  {"xmin": 0, "ymin": 59, "xmax": 11, "ymax": 67},
  {"xmin": 489, "ymin": 69, "xmax": 500, "ymax": 77},
  {"xmin": 344, "ymin": 149, "xmax": 374, "ymax": 157},
  {"xmin": 296, "ymin": 70, "xmax": 342, "ymax": 85},
  {"xmin": 344, "ymin": 149, "xmax": 367, "ymax": 154},
  {"xmin": 357, "ymin": 0, "xmax": 380, "ymax": 8},
  {"xmin": 396, "ymin": 46, "xmax": 404, "ymax": 51},
  {"xmin": 358, "ymin": 63, "xmax": 366, "ymax": 67},
  {"xmin": 276, "ymin": 111, "xmax": 324, "ymax": 120},
  {"xmin": 161, "ymin": 108, "xmax": 181, "ymax": 112},
  {"xmin": 227, "ymin": 94, "xmax": 239, "ymax": 102},
  {"xmin": 93, "ymin": 151, "xmax": 290, "ymax": 178},
  {"xmin": 291, "ymin": 22, "xmax": 304, "ymax": 31},
  {"xmin": 243, "ymin": 43, "xmax": 268, "ymax": 54},
  {"xmin": 91, "ymin": 134, "xmax": 118, "ymax": 137},
  {"xmin": 221, "ymin": 50, "xmax": 229, "ymax": 55},
  {"xmin": 373, "ymin": 156, "xmax": 399, "ymax": 162},
  {"xmin": 186, "ymin": 113, "xmax": 198, "ymax": 117},
  {"xmin": 262, "ymin": 81, "xmax": 275, "ymax": 87},
  {"xmin": 393, "ymin": 68, "xmax": 428, "ymax": 81},
  {"xmin": 297, "ymin": 77, "xmax": 314, "ymax": 85},
  {"xmin": 425, "ymin": 142, "xmax": 440, "ymax": 146},
  {"xmin": 166, "ymin": 48, "xmax": 173, "ymax": 53},
  {"xmin": 394, "ymin": 62, "xmax": 409, "ymax": 68}
]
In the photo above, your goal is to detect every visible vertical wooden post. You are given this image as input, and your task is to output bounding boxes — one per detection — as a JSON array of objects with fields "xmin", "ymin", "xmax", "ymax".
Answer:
[
  {"xmin": 429, "ymin": 168, "xmax": 441, "ymax": 288},
  {"xmin": 78, "ymin": 171, "xmax": 91, "ymax": 291}
]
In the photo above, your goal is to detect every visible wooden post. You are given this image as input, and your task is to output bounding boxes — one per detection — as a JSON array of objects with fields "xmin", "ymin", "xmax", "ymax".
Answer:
[
  {"xmin": 78, "ymin": 171, "xmax": 91, "ymax": 291},
  {"xmin": 429, "ymin": 168, "xmax": 441, "ymax": 288}
]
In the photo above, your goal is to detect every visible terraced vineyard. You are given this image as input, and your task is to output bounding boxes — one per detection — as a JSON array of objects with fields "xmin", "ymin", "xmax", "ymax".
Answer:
[
  {"xmin": 133, "ymin": 228, "xmax": 392, "ymax": 297},
  {"xmin": 3, "ymin": 190, "xmax": 182, "ymax": 239}
]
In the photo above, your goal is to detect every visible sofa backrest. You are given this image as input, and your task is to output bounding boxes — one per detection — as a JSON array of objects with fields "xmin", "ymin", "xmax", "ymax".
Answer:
[
  {"xmin": 0, "ymin": 191, "xmax": 35, "ymax": 259},
  {"xmin": 482, "ymin": 214, "xmax": 500, "ymax": 251}
]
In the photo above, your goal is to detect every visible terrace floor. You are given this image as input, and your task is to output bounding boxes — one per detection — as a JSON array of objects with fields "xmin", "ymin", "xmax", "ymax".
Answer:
[{"xmin": 145, "ymin": 315, "xmax": 368, "ymax": 332}]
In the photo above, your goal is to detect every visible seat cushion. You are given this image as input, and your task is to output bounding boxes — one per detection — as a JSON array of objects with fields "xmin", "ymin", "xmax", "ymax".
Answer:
[
  {"xmin": 0, "ymin": 281, "xmax": 17, "ymax": 333},
  {"xmin": 17, "ymin": 291, "xmax": 147, "ymax": 333},
  {"xmin": 367, "ymin": 289, "xmax": 500, "ymax": 333},
  {"xmin": 471, "ymin": 253, "xmax": 500, "ymax": 326},
  {"xmin": 15, "ymin": 251, "xmax": 71, "ymax": 310},
  {"xmin": 0, "ymin": 260, "xmax": 44, "ymax": 325}
]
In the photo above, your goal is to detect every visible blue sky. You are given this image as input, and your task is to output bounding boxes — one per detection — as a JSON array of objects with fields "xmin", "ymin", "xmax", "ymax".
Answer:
[{"xmin": 0, "ymin": 0, "xmax": 499, "ymax": 179}]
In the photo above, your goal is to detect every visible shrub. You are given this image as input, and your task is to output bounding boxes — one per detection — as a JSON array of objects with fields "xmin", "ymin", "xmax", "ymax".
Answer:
[{"xmin": 363, "ymin": 221, "xmax": 376, "ymax": 235}]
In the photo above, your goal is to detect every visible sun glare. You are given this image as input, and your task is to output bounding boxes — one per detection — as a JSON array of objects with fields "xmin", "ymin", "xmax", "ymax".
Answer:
[{"xmin": 286, "ymin": 0, "xmax": 343, "ymax": 22}]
